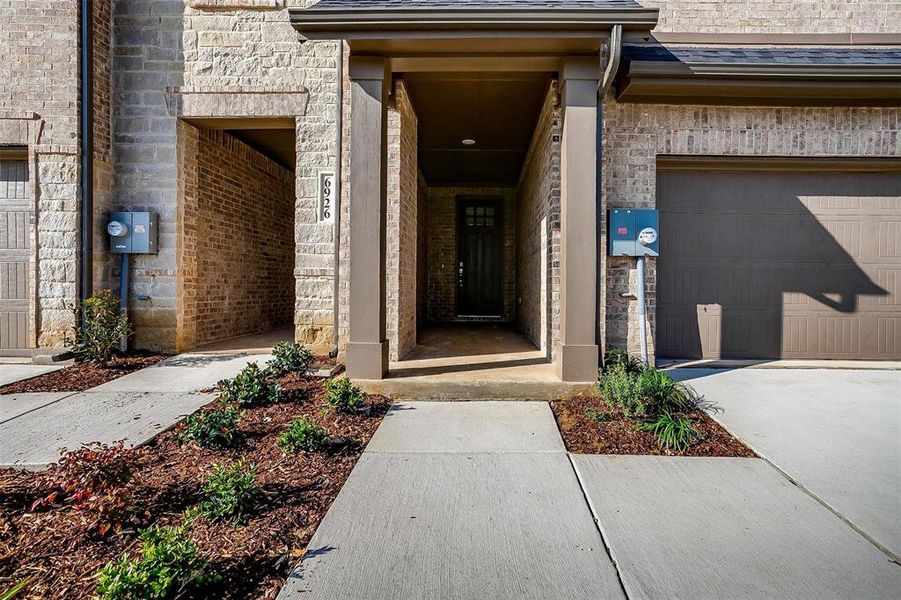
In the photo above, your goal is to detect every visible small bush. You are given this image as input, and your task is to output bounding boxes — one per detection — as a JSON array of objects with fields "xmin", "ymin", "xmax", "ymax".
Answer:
[
  {"xmin": 602, "ymin": 348, "xmax": 645, "ymax": 374},
  {"xmin": 218, "ymin": 362, "xmax": 283, "ymax": 407},
  {"xmin": 194, "ymin": 460, "xmax": 260, "ymax": 525},
  {"xmin": 278, "ymin": 417, "xmax": 331, "ymax": 453},
  {"xmin": 637, "ymin": 411, "xmax": 696, "ymax": 452},
  {"xmin": 65, "ymin": 289, "xmax": 130, "ymax": 365},
  {"xmin": 598, "ymin": 363, "xmax": 641, "ymax": 415},
  {"xmin": 633, "ymin": 368, "xmax": 695, "ymax": 416},
  {"xmin": 584, "ymin": 406, "xmax": 608, "ymax": 423},
  {"xmin": 266, "ymin": 342, "xmax": 314, "ymax": 378},
  {"xmin": 94, "ymin": 523, "xmax": 218, "ymax": 600},
  {"xmin": 181, "ymin": 404, "xmax": 242, "ymax": 448},
  {"xmin": 322, "ymin": 377, "xmax": 364, "ymax": 413}
]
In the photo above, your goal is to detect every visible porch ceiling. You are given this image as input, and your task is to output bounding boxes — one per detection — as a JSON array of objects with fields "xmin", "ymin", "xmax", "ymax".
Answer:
[{"xmin": 403, "ymin": 72, "xmax": 551, "ymax": 186}]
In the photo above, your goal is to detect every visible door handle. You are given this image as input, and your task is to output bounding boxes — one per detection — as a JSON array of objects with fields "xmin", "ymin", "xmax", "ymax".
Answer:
[{"xmin": 458, "ymin": 261, "xmax": 464, "ymax": 288}]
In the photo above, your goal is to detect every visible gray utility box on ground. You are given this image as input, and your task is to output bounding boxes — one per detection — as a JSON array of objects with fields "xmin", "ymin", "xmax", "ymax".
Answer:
[
  {"xmin": 608, "ymin": 209, "xmax": 660, "ymax": 257},
  {"xmin": 107, "ymin": 212, "xmax": 159, "ymax": 254}
]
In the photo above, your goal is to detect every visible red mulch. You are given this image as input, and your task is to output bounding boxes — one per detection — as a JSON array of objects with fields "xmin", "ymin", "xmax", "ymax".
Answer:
[
  {"xmin": 0, "ymin": 375, "xmax": 390, "ymax": 599},
  {"xmin": 551, "ymin": 394, "xmax": 755, "ymax": 457},
  {"xmin": 0, "ymin": 354, "xmax": 169, "ymax": 395}
]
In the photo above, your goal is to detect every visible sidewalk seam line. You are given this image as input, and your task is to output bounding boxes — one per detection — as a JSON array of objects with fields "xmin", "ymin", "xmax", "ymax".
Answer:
[
  {"xmin": 567, "ymin": 453, "xmax": 632, "ymax": 600},
  {"xmin": 0, "ymin": 391, "xmax": 80, "ymax": 426},
  {"xmin": 706, "ymin": 413, "xmax": 901, "ymax": 563}
]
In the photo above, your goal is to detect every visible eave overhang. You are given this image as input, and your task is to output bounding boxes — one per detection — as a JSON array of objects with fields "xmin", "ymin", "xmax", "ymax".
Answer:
[
  {"xmin": 290, "ymin": 8, "xmax": 659, "ymax": 37},
  {"xmin": 618, "ymin": 58, "xmax": 901, "ymax": 106}
]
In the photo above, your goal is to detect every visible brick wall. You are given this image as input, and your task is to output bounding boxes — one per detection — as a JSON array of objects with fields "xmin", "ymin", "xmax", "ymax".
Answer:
[
  {"xmin": 516, "ymin": 82, "xmax": 561, "ymax": 358},
  {"xmin": 177, "ymin": 125, "xmax": 295, "ymax": 348},
  {"xmin": 93, "ymin": 0, "xmax": 115, "ymax": 294},
  {"xmin": 0, "ymin": 1, "xmax": 81, "ymax": 348},
  {"xmin": 386, "ymin": 81, "xmax": 419, "ymax": 360},
  {"xmin": 601, "ymin": 101, "xmax": 901, "ymax": 358},
  {"xmin": 646, "ymin": 0, "xmax": 900, "ymax": 34},
  {"xmin": 426, "ymin": 186, "xmax": 517, "ymax": 323}
]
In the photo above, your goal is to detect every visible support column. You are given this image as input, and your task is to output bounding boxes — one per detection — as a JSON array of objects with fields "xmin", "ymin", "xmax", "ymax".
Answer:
[
  {"xmin": 346, "ymin": 56, "xmax": 390, "ymax": 379},
  {"xmin": 556, "ymin": 57, "xmax": 600, "ymax": 382}
]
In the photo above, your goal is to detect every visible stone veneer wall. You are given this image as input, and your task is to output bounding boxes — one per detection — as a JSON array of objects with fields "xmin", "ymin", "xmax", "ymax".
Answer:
[
  {"xmin": 0, "ymin": 0, "xmax": 81, "ymax": 348},
  {"xmin": 426, "ymin": 186, "xmax": 517, "ymax": 323},
  {"xmin": 112, "ymin": 0, "xmax": 339, "ymax": 351},
  {"xmin": 646, "ymin": 0, "xmax": 899, "ymax": 33},
  {"xmin": 386, "ymin": 81, "xmax": 419, "ymax": 361},
  {"xmin": 516, "ymin": 82, "xmax": 561, "ymax": 358},
  {"xmin": 177, "ymin": 125, "xmax": 294, "ymax": 348},
  {"xmin": 601, "ymin": 102, "xmax": 901, "ymax": 358}
]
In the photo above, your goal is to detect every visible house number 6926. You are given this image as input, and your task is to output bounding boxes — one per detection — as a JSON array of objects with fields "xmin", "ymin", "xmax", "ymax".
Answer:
[{"xmin": 319, "ymin": 171, "xmax": 336, "ymax": 224}]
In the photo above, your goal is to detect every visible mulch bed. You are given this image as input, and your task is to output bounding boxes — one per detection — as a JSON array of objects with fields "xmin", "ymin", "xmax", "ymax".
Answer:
[
  {"xmin": 551, "ymin": 394, "xmax": 755, "ymax": 457},
  {"xmin": 0, "ymin": 354, "xmax": 169, "ymax": 395},
  {"xmin": 0, "ymin": 375, "xmax": 391, "ymax": 599}
]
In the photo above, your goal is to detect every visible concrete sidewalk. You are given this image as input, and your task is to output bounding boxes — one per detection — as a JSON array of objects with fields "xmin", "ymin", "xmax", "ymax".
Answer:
[
  {"xmin": 0, "ymin": 363, "xmax": 61, "ymax": 388},
  {"xmin": 0, "ymin": 353, "xmax": 269, "ymax": 469},
  {"xmin": 672, "ymin": 368, "xmax": 901, "ymax": 558},
  {"xmin": 279, "ymin": 401, "xmax": 901, "ymax": 600},
  {"xmin": 278, "ymin": 402, "xmax": 626, "ymax": 600}
]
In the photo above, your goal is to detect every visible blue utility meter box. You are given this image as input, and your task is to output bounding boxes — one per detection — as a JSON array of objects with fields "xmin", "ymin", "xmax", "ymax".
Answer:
[
  {"xmin": 608, "ymin": 209, "xmax": 660, "ymax": 257},
  {"xmin": 107, "ymin": 212, "xmax": 159, "ymax": 254}
]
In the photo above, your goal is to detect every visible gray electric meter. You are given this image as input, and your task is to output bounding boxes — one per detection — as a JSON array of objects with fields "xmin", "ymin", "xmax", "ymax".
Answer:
[
  {"xmin": 108, "ymin": 212, "xmax": 158, "ymax": 254},
  {"xmin": 608, "ymin": 209, "xmax": 659, "ymax": 257}
]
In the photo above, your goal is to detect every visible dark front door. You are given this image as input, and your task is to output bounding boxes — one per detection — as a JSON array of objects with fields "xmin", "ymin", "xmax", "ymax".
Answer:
[{"xmin": 457, "ymin": 196, "xmax": 503, "ymax": 317}]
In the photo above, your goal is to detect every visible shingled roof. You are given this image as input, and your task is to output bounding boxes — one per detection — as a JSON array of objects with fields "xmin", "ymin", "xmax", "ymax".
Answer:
[
  {"xmin": 623, "ymin": 45, "xmax": 901, "ymax": 66},
  {"xmin": 309, "ymin": 0, "xmax": 643, "ymax": 8}
]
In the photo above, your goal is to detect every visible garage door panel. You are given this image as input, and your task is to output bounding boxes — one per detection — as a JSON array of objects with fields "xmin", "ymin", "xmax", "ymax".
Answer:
[
  {"xmin": 657, "ymin": 166, "xmax": 901, "ymax": 360},
  {"xmin": 0, "ymin": 157, "xmax": 30, "ymax": 353}
]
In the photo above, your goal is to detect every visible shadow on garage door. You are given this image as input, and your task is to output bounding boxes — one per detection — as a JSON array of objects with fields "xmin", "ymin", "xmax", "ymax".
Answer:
[{"xmin": 656, "ymin": 158, "xmax": 900, "ymax": 360}]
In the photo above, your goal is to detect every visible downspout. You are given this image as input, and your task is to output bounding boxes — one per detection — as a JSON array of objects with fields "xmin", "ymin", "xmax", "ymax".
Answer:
[
  {"xmin": 79, "ymin": 0, "xmax": 94, "ymax": 305},
  {"xmin": 597, "ymin": 24, "xmax": 621, "ymax": 362},
  {"xmin": 330, "ymin": 41, "xmax": 344, "ymax": 358}
]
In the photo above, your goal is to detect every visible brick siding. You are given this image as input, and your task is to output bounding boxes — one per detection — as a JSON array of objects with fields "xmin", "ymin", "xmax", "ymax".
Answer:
[
  {"xmin": 177, "ymin": 125, "xmax": 295, "ymax": 348},
  {"xmin": 516, "ymin": 82, "xmax": 561, "ymax": 358}
]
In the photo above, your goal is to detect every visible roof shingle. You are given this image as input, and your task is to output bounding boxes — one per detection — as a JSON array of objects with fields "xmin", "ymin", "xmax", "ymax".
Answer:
[{"xmin": 623, "ymin": 46, "xmax": 901, "ymax": 66}]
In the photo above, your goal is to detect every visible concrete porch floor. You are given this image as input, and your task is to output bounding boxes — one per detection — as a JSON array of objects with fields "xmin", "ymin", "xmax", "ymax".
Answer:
[
  {"xmin": 357, "ymin": 324, "xmax": 597, "ymax": 400},
  {"xmin": 192, "ymin": 327, "xmax": 295, "ymax": 355}
]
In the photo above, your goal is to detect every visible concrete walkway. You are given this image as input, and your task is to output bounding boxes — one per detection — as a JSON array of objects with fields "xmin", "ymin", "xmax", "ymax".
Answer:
[
  {"xmin": 0, "ymin": 363, "xmax": 61, "ymax": 387},
  {"xmin": 671, "ymin": 368, "xmax": 901, "ymax": 558},
  {"xmin": 0, "ymin": 353, "xmax": 269, "ymax": 469},
  {"xmin": 279, "ymin": 401, "xmax": 901, "ymax": 600}
]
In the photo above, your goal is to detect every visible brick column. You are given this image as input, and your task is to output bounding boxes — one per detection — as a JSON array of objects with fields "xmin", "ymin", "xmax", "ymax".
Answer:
[
  {"xmin": 556, "ymin": 57, "xmax": 600, "ymax": 382},
  {"xmin": 346, "ymin": 56, "xmax": 390, "ymax": 379}
]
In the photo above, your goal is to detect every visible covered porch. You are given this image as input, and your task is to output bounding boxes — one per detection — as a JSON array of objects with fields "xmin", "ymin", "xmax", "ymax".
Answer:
[{"xmin": 291, "ymin": 1, "xmax": 657, "ymax": 384}]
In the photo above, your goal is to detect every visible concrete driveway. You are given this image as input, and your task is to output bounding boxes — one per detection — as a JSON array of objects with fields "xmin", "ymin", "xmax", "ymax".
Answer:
[{"xmin": 671, "ymin": 368, "xmax": 901, "ymax": 558}]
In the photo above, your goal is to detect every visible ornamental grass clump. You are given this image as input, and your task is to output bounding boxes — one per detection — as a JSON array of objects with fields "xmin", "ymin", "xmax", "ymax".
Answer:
[
  {"xmin": 218, "ymin": 362, "xmax": 283, "ymax": 407},
  {"xmin": 65, "ymin": 289, "xmax": 130, "ymax": 365},
  {"xmin": 94, "ymin": 523, "xmax": 218, "ymax": 600},
  {"xmin": 278, "ymin": 417, "xmax": 331, "ymax": 453},
  {"xmin": 596, "ymin": 352, "xmax": 700, "ymax": 452},
  {"xmin": 193, "ymin": 459, "xmax": 260, "ymax": 525},
  {"xmin": 323, "ymin": 376, "xmax": 364, "ymax": 413}
]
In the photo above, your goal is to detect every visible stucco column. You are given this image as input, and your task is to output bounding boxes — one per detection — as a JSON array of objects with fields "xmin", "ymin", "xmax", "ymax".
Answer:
[
  {"xmin": 556, "ymin": 57, "xmax": 600, "ymax": 382},
  {"xmin": 346, "ymin": 56, "xmax": 390, "ymax": 379}
]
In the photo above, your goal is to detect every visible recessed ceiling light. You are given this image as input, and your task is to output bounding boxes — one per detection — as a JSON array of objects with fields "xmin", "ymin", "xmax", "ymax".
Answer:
[{"xmin": 462, "ymin": 138, "xmax": 476, "ymax": 146}]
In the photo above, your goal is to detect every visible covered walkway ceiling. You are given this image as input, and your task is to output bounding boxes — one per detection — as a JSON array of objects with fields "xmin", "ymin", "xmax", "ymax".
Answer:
[{"xmin": 403, "ymin": 71, "xmax": 551, "ymax": 186}]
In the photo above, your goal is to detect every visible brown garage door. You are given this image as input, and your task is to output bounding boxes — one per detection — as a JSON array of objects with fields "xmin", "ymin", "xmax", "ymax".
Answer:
[
  {"xmin": 657, "ymin": 159, "xmax": 901, "ymax": 360},
  {"xmin": 0, "ymin": 153, "xmax": 30, "ymax": 353}
]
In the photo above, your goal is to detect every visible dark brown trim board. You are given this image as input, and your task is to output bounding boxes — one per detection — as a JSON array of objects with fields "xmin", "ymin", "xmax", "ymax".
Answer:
[
  {"xmin": 0, "ymin": 146, "xmax": 28, "ymax": 160},
  {"xmin": 657, "ymin": 155, "xmax": 901, "ymax": 173}
]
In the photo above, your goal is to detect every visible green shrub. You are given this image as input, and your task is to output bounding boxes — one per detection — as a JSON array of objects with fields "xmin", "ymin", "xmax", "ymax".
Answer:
[
  {"xmin": 602, "ymin": 348, "xmax": 645, "ymax": 374},
  {"xmin": 181, "ymin": 404, "xmax": 241, "ymax": 448},
  {"xmin": 323, "ymin": 376, "xmax": 364, "ymax": 413},
  {"xmin": 584, "ymin": 406, "xmax": 608, "ymax": 423},
  {"xmin": 218, "ymin": 362, "xmax": 283, "ymax": 407},
  {"xmin": 637, "ymin": 411, "xmax": 696, "ymax": 452},
  {"xmin": 94, "ymin": 523, "xmax": 218, "ymax": 600},
  {"xmin": 266, "ymin": 342, "xmax": 314, "ymax": 377},
  {"xmin": 194, "ymin": 460, "xmax": 260, "ymax": 525},
  {"xmin": 278, "ymin": 417, "xmax": 331, "ymax": 453},
  {"xmin": 633, "ymin": 368, "xmax": 695, "ymax": 416},
  {"xmin": 66, "ymin": 290, "xmax": 130, "ymax": 365},
  {"xmin": 598, "ymin": 363, "xmax": 641, "ymax": 415}
]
